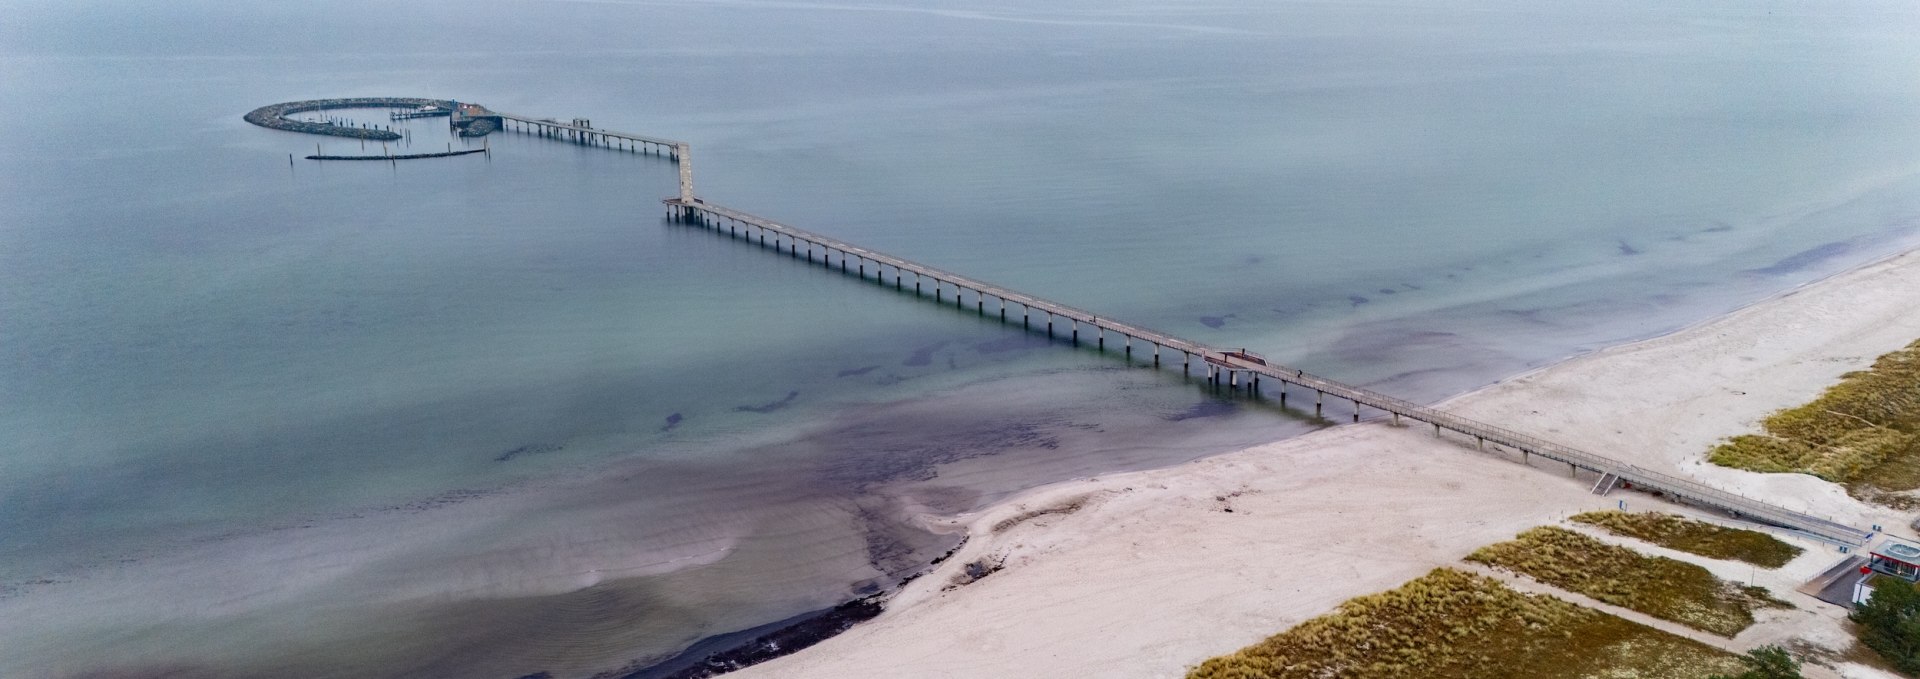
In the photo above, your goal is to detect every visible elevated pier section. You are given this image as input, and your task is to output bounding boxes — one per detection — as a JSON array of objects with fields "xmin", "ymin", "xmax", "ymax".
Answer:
[
  {"xmin": 664, "ymin": 197, "xmax": 1872, "ymax": 547},
  {"xmin": 494, "ymin": 113, "xmax": 687, "ymax": 159}
]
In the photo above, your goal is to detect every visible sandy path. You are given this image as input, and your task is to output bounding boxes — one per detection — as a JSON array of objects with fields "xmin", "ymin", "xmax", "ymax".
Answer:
[{"xmin": 734, "ymin": 249, "xmax": 1920, "ymax": 679}]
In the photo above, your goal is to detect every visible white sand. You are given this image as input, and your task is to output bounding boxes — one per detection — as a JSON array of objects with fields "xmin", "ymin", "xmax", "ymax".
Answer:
[{"xmin": 735, "ymin": 248, "xmax": 1920, "ymax": 679}]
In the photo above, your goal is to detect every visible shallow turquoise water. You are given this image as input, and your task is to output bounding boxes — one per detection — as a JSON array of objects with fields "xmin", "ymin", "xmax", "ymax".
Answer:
[{"xmin": 3, "ymin": 0, "xmax": 1919, "ymax": 676}]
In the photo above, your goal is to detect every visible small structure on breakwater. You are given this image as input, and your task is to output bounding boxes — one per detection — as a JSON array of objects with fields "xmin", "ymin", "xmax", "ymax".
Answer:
[
  {"xmin": 450, "ymin": 101, "xmax": 502, "ymax": 137},
  {"xmin": 245, "ymin": 97, "xmax": 454, "ymax": 140}
]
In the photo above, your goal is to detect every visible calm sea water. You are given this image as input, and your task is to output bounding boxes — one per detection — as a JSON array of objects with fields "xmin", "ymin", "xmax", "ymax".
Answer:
[{"xmin": 4, "ymin": 0, "xmax": 1919, "ymax": 676}]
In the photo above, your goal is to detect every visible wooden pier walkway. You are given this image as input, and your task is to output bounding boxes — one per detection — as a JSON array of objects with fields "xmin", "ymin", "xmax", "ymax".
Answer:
[
  {"xmin": 663, "ymin": 197, "xmax": 1872, "ymax": 547},
  {"xmin": 495, "ymin": 113, "xmax": 687, "ymax": 158},
  {"xmin": 494, "ymin": 111, "xmax": 696, "ymax": 203},
  {"xmin": 467, "ymin": 98, "xmax": 1869, "ymax": 547}
]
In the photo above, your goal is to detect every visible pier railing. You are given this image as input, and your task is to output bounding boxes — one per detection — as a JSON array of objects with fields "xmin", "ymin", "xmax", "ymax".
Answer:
[
  {"xmin": 665, "ymin": 197, "xmax": 1872, "ymax": 547},
  {"xmin": 428, "ymin": 97, "xmax": 1871, "ymax": 547}
]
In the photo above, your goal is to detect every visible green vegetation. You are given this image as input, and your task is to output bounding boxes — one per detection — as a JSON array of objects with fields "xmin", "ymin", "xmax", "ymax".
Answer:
[
  {"xmin": 1851, "ymin": 575, "xmax": 1920, "ymax": 675},
  {"xmin": 1466, "ymin": 527, "xmax": 1789, "ymax": 637},
  {"xmin": 1707, "ymin": 646, "xmax": 1802, "ymax": 679},
  {"xmin": 1187, "ymin": 568, "xmax": 1745, "ymax": 679},
  {"xmin": 1707, "ymin": 339, "xmax": 1920, "ymax": 505},
  {"xmin": 1571, "ymin": 511, "xmax": 1803, "ymax": 568}
]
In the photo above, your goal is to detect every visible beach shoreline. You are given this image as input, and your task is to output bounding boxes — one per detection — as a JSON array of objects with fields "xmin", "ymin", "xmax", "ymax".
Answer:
[{"xmin": 729, "ymin": 246, "xmax": 1920, "ymax": 678}]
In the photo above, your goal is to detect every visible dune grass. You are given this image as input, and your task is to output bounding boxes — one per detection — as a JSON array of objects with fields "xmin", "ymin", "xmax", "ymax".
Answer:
[
  {"xmin": 1467, "ymin": 527, "xmax": 1788, "ymax": 637},
  {"xmin": 1707, "ymin": 339, "xmax": 1920, "ymax": 505},
  {"xmin": 1187, "ymin": 567, "xmax": 1745, "ymax": 679},
  {"xmin": 1571, "ymin": 511, "xmax": 1802, "ymax": 568}
]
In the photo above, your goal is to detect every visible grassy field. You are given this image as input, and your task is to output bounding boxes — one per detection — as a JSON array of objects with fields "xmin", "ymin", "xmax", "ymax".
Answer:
[
  {"xmin": 1707, "ymin": 339, "xmax": 1920, "ymax": 505},
  {"xmin": 1467, "ymin": 527, "xmax": 1789, "ymax": 637},
  {"xmin": 1570, "ymin": 511, "xmax": 1802, "ymax": 568},
  {"xmin": 1187, "ymin": 567, "xmax": 1746, "ymax": 679}
]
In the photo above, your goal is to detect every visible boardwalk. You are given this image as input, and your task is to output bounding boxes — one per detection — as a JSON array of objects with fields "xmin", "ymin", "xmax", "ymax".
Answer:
[
  {"xmin": 460, "ymin": 98, "xmax": 1869, "ymax": 547},
  {"xmin": 664, "ymin": 198, "xmax": 1871, "ymax": 547},
  {"xmin": 492, "ymin": 112, "xmax": 696, "ymax": 203},
  {"xmin": 495, "ymin": 113, "xmax": 686, "ymax": 157}
]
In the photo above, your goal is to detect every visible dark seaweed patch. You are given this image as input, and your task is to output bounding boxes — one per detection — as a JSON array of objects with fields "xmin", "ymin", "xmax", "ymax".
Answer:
[
  {"xmin": 1748, "ymin": 241, "xmax": 1852, "ymax": 276},
  {"xmin": 973, "ymin": 335, "xmax": 1047, "ymax": 354},
  {"xmin": 735, "ymin": 391, "xmax": 800, "ymax": 414},
  {"xmin": 1348, "ymin": 295, "xmax": 1370, "ymax": 306},
  {"xmin": 613, "ymin": 597, "xmax": 886, "ymax": 679},
  {"xmin": 1168, "ymin": 400, "xmax": 1236, "ymax": 421},
  {"xmin": 836, "ymin": 365, "xmax": 881, "ymax": 378},
  {"xmin": 495, "ymin": 444, "xmax": 563, "ymax": 463},
  {"xmin": 903, "ymin": 341, "xmax": 950, "ymax": 367}
]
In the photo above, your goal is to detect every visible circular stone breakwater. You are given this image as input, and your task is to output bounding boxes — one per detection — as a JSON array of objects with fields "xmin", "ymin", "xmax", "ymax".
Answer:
[{"xmin": 244, "ymin": 97, "xmax": 454, "ymax": 141}]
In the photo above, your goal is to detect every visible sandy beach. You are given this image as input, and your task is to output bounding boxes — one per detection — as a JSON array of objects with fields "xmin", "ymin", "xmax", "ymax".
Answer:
[{"xmin": 734, "ymin": 248, "xmax": 1920, "ymax": 679}]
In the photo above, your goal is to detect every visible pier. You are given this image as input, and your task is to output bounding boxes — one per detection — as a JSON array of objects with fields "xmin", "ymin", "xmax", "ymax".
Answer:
[
  {"xmin": 658, "ymin": 181, "xmax": 1871, "ymax": 547},
  {"xmin": 494, "ymin": 113, "xmax": 687, "ymax": 158},
  {"xmin": 245, "ymin": 97, "xmax": 1871, "ymax": 546}
]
